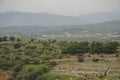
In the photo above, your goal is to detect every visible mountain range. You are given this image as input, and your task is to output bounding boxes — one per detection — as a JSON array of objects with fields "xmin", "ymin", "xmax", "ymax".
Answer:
[
  {"xmin": 0, "ymin": 11, "xmax": 120, "ymax": 26},
  {"xmin": 0, "ymin": 20, "xmax": 120, "ymax": 35},
  {"xmin": 0, "ymin": 11, "xmax": 120, "ymax": 40}
]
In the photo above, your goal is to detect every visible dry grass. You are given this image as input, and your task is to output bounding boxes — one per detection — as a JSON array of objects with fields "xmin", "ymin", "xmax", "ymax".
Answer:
[{"xmin": 50, "ymin": 56, "xmax": 120, "ymax": 79}]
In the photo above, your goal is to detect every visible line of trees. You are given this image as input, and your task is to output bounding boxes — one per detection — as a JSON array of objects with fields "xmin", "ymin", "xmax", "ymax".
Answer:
[
  {"xmin": 0, "ymin": 36, "xmax": 20, "ymax": 42},
  {"xmin": 0, "ymin": 36, "xmax": 119, "ymax": 54},
  {"xmin": 61, "ymin": 41, "xmax": 119, "ymax": 54}
]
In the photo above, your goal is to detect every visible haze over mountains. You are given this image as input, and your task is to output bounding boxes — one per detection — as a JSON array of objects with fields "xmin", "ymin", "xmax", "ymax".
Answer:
[
  {"xmin": 0, "ymin": 11, "xmax": 120, "ymax": 26},
  {"xmin": 0, "ymin": 11, "xmax": 120, "ymax": 40}
]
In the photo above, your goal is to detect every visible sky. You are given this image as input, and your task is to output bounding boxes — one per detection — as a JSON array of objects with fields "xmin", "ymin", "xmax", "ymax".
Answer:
[{"xmin": 0, "ymin": 0, "xmax": 120, "ymax": 16}]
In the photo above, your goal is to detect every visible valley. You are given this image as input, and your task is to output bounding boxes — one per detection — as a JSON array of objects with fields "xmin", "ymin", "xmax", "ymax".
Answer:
[{"xmin": 0, "ymin": 11, "xmax": 120, "ymax": 80}]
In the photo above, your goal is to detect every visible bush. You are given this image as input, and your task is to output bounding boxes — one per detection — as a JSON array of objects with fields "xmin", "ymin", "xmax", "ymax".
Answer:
[
  {"xmin": 8, "ymin": 76, "xmax": 14, "ymax": 80},
  {"xmin": 0, "ymin": 61, "xmax": 15, "ymax": 70},
  {"xmin": 49, "ymin": 61, "xmax": 57, "ymax": 67},
  {"xmin": 92, "ymin": 58, "xmax": 99, "ymax": 62},
  {"xmin": 24, "ymin": 58, "xmax": 31, "ymax": 64},
  {"xmin": 100, "ymin": 55, "xmax": 104, "ymax": 57},
  {"xmin": 13, "ymin": 64, "xmax": 23, "ymax": 72},
  {"xmin": 31, "ymin": 59, "xmax": 40, "ymax": 64},
  {"xmin": 15, "ymin": 56, "xmax": 21, "ymax": 60},
  {"xmin": 78, "ymin": 57, "xmax": 84, "ymax": 62},
  {"xmin": 98, "ymin": 74, "xmax": 105, "ymax": 78},
  {"xmin": 14, "ymin": 43, "xmax": 22, "ymax": 49},
  {"xmin": 116, "ymin": 54, "xmax": 119, "ymax": 57},
  {"xmin": 58, "ymin": 54, "xmax": 63, "ymax": 59},
  {"xmin": 25, "ymin": 45, "xmax": 37, "ymax": 49}
]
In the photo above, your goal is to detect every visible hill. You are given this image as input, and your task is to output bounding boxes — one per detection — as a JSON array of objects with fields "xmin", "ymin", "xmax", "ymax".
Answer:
[
  {"xmin": 0, "ymin": 12, "xmax": 120, "ymax": 26},
  {"xmin": 0, "ymin": 12, "xmax": 85, "ymax": 26},
  {"xmin": 0, "ymin": 20, "xmax": 120, "ymax": 40},
  {"xmin": 59, "ymin": 20, "xmax": 120, "ymax": 33}
]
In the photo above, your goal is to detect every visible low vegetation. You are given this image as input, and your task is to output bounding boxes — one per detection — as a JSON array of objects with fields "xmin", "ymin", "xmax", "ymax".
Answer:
[{"xmin": 0, "ymin": 36, "xmax": 120, "ymax": 80}]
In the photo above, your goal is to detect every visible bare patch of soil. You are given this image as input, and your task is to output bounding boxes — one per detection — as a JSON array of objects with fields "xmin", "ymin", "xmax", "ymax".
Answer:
[{"xmin": 0, "ymin": 70, "xmax": 12, "ymax": 80}]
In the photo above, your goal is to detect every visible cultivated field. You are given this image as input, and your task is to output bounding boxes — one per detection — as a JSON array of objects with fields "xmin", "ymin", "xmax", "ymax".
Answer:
[{"xmin": 50, "ymin": 57, "xmax": 120, "ymax": 80}]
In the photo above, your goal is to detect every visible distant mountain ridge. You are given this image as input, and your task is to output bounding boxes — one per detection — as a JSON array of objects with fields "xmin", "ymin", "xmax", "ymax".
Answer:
[
  {"xmin": 0, "ymin": 20, "xmax": 120, "ymax": 34},
  {"xmin": 59, "ymin": 20, "xmax": 120, "ymax": 33},
  {"xmin": 0, "ymin": 11, "xmax": 120, "ymax": 26},
  {"xmin": 80, "ymin": 12, "xmax": 120, "ymax": 23},
  {"xmin": 0, "ymin": 12, "xmax": 85, "ymax": 26}
]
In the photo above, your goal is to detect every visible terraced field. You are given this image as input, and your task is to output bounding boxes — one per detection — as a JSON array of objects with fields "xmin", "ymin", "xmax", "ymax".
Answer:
[{"xmin": 50, "ymin": 58, "xmax": 120, "ymax": 80}]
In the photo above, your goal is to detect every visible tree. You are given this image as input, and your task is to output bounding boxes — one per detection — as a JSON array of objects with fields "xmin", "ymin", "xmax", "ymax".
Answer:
[
  {"xmin": 9, "ymin": 36, "xmax": 15, "ymax": 41},
  {"xmin": 67, "ymin": 42, "xmax": 78, "ymax": 54},
  {"xmin": 51, "ymin": 39, "xmax": 57, "ymax": 43},
  {"xmin": 89, "ymin": 41, "xmax": 103, "ymax": 53},
  {"xmin": 2, "ymin": 36, "xmax": 8, "ymax": 41},
  {"xmin": 103, "ymin": 41, "xmax": 119, "ymax": 53},
  {"xmin": 66, "ymin": 41, "xmax": 89, "ymax": 54},
  {"xmin": 30, "ymin": 38, "xmax": 34, "ymax": 42},
  {"xmin": 77, "ymin": 41, "xmax": 89, "ymax": 53},
  {"xmin": 0, "ymin": 37, "xmax": 2, "ymax": 42}
]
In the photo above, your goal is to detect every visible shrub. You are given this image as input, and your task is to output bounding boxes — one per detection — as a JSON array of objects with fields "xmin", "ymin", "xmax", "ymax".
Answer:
[
  {"xmin": 14, "ymin": 43, "xmax": 22, "ymax": 49},
  {"xmin": 98, "ymin": 74, "xmax": 105, "ymax": 78},
  {"xmin": 49, "ymin": 61, "xmax": 57, "ymax": 67},
  {"xmin": 92, "ymin": 58, "xmax": 99, "ymax": 62},
  {"xmin": 100, "ymin": 55, "xmax": 104, "ymax": 57},
  {"xmin": 78, "ymin": 57, "xmax": 84, "ymax": 62},
  {"xmin": 0, "ymin": 61, "xmax": 15, "ymax": 70},
  {"xmin": 116, "ymin": 54, "xmax": 119, "ymax": 57},
  {"xmin": 88, "ymin": 55, "xmax": 91, "ymax": 58},
  {"xmin": 8, "ymin": 76, "xmax": 14, "ymax": 80},
  {"xmin": 58, "ymin": 54, "xmax": 63, "ymax": 59},
  {"xmin": 13, "ymin": 64, "xmax": 23, "ymax": 72},
  {"xmin": 23, "ymin": 58, "xmax": 31, "ymax": 64}
]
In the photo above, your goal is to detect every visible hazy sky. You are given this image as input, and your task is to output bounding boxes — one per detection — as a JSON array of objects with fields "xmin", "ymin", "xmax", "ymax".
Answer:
[{"xmin": 0, "ymin": 0, "xmax": 120, "ymax": 16}]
